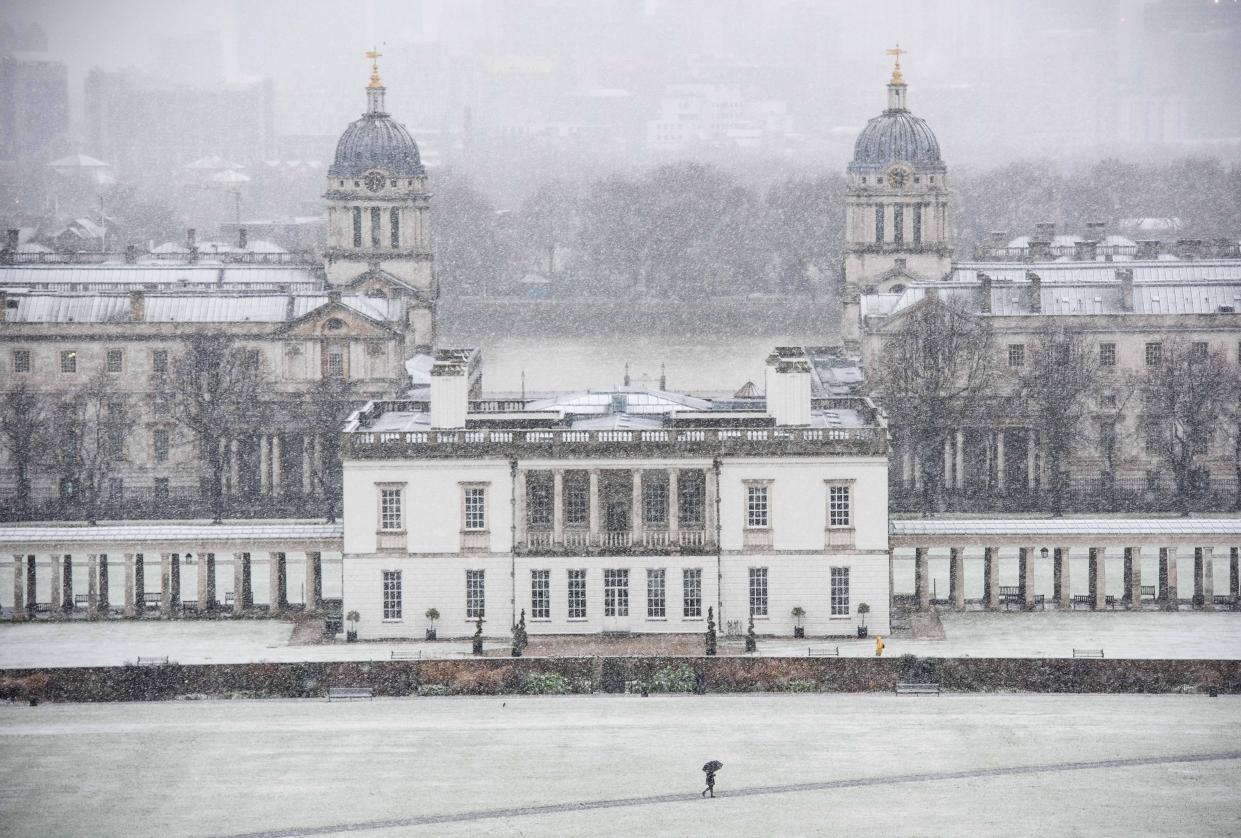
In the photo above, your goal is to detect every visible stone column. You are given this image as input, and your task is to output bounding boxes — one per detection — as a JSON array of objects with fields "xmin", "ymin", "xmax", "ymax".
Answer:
[
  {"xmin": 1020, "ymin": 547, "xmax": 1036, "ymax": 609},
  {"xmin": 170, "ymin": 553, "xmax": 181, "ymax": 610},
  {"xmin": 50, "ymin": 554, "xmax": 63, "ymax": 612},
  {"xmin": 949, "ymin": 547, "xmax": 965, "ymax": 610},
  {"xmin": 24, "ymin": 556, "xmax": 35, "ymax": 619},
  {"xmin": 260, "ymin": 435, "xmax": 271, "ymax": 495},
  {"xmin": 588, "ymin": 469, "xmax": 600, "ymax": 546},
  {"xmin": 61, "ymin": 554, "xmax": 73, "ymax": 614},
  {"xmin": 229, "ymin": 439, "xmax": 240, "ymax": 493},
  {"xmin": 98, "ymin": 554, "xmax": 109, "ymax": 612},
  {"xmin": 983, "ymin": 547, "xmax": 999, "ymax": 610},
  {"xmin": 305, "ymin": 551, "xmax": 322, "ymax": 612},
  {"xmin": 12, "ymin": 555, "xmax": 25, "ymax": 620},
  {"xmin": 302, "ymin": 436, "xmax": 313, "ymax": 495},
  {"xmin": 631, "ymin": 469, "xmax": 643, "ymax": 542},
  {"xmin": 995, "ymin": 430, "xmax": 1006, "ymax": 495},
  {"xmin": 1126, "ymin": 546, "xmax": 1142, "ymax": 608},
  {"xmin": 704, "ymin": 466, "xmax": 718, "ymax": 543},
  {"xmin": 269, "ymin": 552, "xmax": 287, "ymax": 612},
  {"xmin": 134, "ymin": 554, "xmax": 145, "ymax": 616},
  {"xmin": 87, "ymin": 554, "xmax": 99, "ymax": 615},
  {"xmin": 901, "ymin": 445, "xmax": 913, "ymax": 488},
  {"xmin": 514, "ymin": 469, "xmax": 527, "ymax": 548},
  {"xmin": 955, "ymin": 430, "xmax": 966, "ymax": 491},
  {"xmin": 1090, "ymin": 547, "xmax": 1107, "ymax": 610},
  {"xmin": 1231, "ymin": 547, "xmax": 1239, "ymax": 598},
  {"xmin": 196, "ymin": 552, "xmax": 210, "ymax": 612},
  {"xmin": 1026, "ymin": 433, "xmax": 1037, "ymax": 492},
  {"xmin": 552, "ymin": 469, "xmax": 564, "ymax": 546},
  {"xmin": 942, "ymin": 436, "xmax": 953, "ymax": 489},
  {"xmin": 914, "ymin": 547, "xmax": 930, "ymax": 610},
  {"xmin": 1196, "ymin": 547, "xmax": 1214, "ymax": 611},
  {"xmin": 160, "ymin": 553, "xmax": 172, "ymax": 616},
  {"xmin": 1055, "ymin": 547, "xmax": 1071, "ymax": 609},
  {"xmin": 123, "ymin": 553, "xmax": 136, "ymax": 617},
  {"xmin": 668, "ymin": 469, "xmax": 680, "ymax": 538},
  {"xmin": 271, "ymin": 434, "xmax": 282, "ymax": 496},
  {"xmin": 233, "ymin": 552, "xmax": 247, "ymax": 610},
  {"xmin": 1164, "ymin": 547, "xmax": 1179, "ymax": 610}
]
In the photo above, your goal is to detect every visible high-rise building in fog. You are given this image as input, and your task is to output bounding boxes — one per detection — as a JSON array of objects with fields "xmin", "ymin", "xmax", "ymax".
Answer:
[{"xmin": 0, "ymin": 54, "xmax": 69, "ymax": 162}]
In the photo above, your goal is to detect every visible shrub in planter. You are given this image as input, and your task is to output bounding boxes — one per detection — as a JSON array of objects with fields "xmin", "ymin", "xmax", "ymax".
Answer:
[
  {"xmin": 524, "ymin": 672, "xmax": 572, "ymax": 694},
  {"xmin": 705, "ymin": 607, "xmax": 717, "ymax": 656},
  {"xmin": 424, "ymin": 608, "xmax": 440, "ymax": 641},
  {"xmin": 345, "ymin": 610, "xmax": 360, "ymax": 643},
  {"xmin": 646, "ymin": 664, "xmax": 698, "ymax": 693},
  {"xmin": 745, "ymin": 613, "xmax": 757, "ymax": 653},
  {"xmin": 472, "ymin": 616, "xmax": 484, "ymax": 655},
  {"xmin": 857, "ymin": 602, "xmax": 870, "ymax": 639},
  {"xmin": 511, "ymin": 610, "xmax": 529, "ymax": 657},
  {"xmin": 791, "ymin": 606, "xmax": 806, "ymax": 639}
]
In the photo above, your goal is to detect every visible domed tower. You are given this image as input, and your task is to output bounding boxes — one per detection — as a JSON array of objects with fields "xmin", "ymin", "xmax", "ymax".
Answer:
[
  {"xmin": 841, "ymin": 47, "xmax": 951, "ymax": 350},
  {"xmin": 325, "ymin": 51, "xmax": 434, "ymax": 343}
]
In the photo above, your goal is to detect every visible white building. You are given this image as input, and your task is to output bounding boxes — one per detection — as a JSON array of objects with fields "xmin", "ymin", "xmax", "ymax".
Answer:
[{"xmin": 340, "ymin": 348, "xmax": 891, "ymax": 640}]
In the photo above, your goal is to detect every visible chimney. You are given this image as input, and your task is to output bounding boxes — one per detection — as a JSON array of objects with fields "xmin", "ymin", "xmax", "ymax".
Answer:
[
  {"xmin": 186, "ymin": 228, "xmax": 196, "ymax": 250},
  {"xmin": 128, "ymin": 290, "xmax": 145, "ymax": 322},
  {"xmin": 1176, "ymin": 239, "xmax": 1202, "ymax": 260},
  {"xmin": 430, "ymin": 359, "xmax": 469, "ymax": 429},
  {"xmin": 1035, "ymin": 222, "xmax": 1056, "ymax": 242},
  {"xmin": 764, "ymin": 350, "xmax": 812, "ymax": 426},
  {"xmin": 988, "ymin": 231, "xmax": 1009, "ymax": 249},
  {"xmin": 1085, "ymin": 221, "xmax": 1106, "ymax": 242},
  {"xmin": 124, "ymin": 244, "xmax": 138, "ymax": 264},
  {"xmin": 238, "ymin": 227, "xmax": 248, "ymax": 249},
  {"xmin": 977, "ymin": 272, "xmax": 993, "ymax": 314},
  {"xmin": 1027, "ymin": 238, "xmax": 1052, "ymax": 260},
  {"xmin": 1074, "ymin": 240, "xmax": 1097, "ymax": 261},
  {"xmin": 327, "ymin": 288, "xmax": 342, "ymax": 305},
  {"xmin": 1135, "ymin": 240, "xmax": 1160, "ymax": 260},
  {"xmin": 5, "ymin": 228, "xmax": 17, "ymax": 250},
  {"xmin": 0, "ymin": 291, "xmax": 7, "ymax": 322},
  {"xmin": 1117, "ymin": 268, "xmax": 1134, "ymax": 312},
  {"xmin": 659, "ymin": 362, "xmax": 667, "ymax": 391},
  {"xmin": 1026, "ymin": 271, "xmax": 1042, "ymax": 313}
]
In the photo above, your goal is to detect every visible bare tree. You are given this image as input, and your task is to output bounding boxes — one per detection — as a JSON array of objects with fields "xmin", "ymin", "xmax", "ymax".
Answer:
[
  {"xmin": 47, "ymin": 373, "xmax": 132, "ymax": 525},
  {"xmin": 0, "ymin": 382, "xmax": 50, "ymax": 518},
  {"xmin": 1140, "ymin": 339, "xmax": 1233, "ymax": 516},
  {"xmin": 159, "ymin": 336, "xmax": 271, "ymax": 524},
  {"xmin": 1016, "ymin": 323, "xmax": 1101, "ymax": 516},
  {"xmin": 872, "ymin": 294, "xmax": 996, "ymax": 515},
  {"xmin": 299, "ymin": 375, "xmax": 364, "ymax": 522}
]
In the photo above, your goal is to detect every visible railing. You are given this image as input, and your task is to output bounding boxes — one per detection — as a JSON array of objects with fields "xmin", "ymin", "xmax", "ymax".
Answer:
[
  {"xmin": 888, "ymin": 477, "xmax": 1240, "ymax": 515},
  {"xmin": 563, "ymin": 530, "xmax": 592, "ymax": 549},
  {"xmin": 516, "ymin": 527, "xmax": 712, "ymax": 553},
  {"xmin": 678, "ymin": 530, "xmax": 707, "ymax": 547},
  {"xmin": 460, "ymin": 530, "xmax": 490, "ymax": 552},
  {"xmin": 602, "ymin": 531, "xmax": 632, "ymax": 549},
  {"xmin": 526, "ymin": 530, "xmax": 553, "ymax": 549},
  {"xmin": 971, "ymin": 242, "xmax": 1241, "ymax": 262},
  {"xmin": 825, "ymin": 528, "xmax": 856, "ymax": 548},
  {"xmin": 642, "ymin": 530, "xmax": 671, "ymax": 548},
  {"xmin": 743, "ymin": 529, "xmax": 773, "ymax": 549},
  {"xmin": 376, "ymin": 531, "xmax": 405, "ymax": 551}
]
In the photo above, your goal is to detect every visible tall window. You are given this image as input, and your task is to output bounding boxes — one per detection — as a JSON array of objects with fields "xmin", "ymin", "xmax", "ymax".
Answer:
[
  {"xmin": 1145, "ymin": 342, "xmax": 1162, "ymax": 367},
  {"xmin": 60, "ymin": 350, "xmax": 77, "ymax": 373},
  {"xmin": 746, "ymin": 485, "xmax": 769, "ymax": 528},
  {"xmin": 152, "ymin": 349, "xmax": 168, "ymax": 374},
  {"xmin": 874, "ymin": 205, "xmax": 885, "ymax": 243},
  {"xmin": 106, "ymin": 349, "xmax": 123, "ymax": 373},
  {"xmin": 382, "ymin": 570, "xmax": 402, "ymax": 619},
  {"xmin": 380, "ymin": 488, "xmax": 402, "ymax": 530},
  {"xmin": 893, "ymin": 204, "xmax": 904, "ymax": 244},
  {"xmin": 153, "ymin": 429, "xmax": 170, "ymax": 463},
  {"xmin": 642, "ymin": 475, "xmax": 668, "ymax": 527},
  {"xmin": 682, "ymin": 568, "xmax": 702, "ymax": 618},
  {"xmin": 567, "ymin": 569, "xmax": 587, "ymax": 619},
  {"xmin": 679, "ymin": 470, "xmax": 705, "ymax": 528},
  {"xmin": 1007, "ymin": 344, "xmax": 1025, "ymax": 368},
  {"xmin": 748, "ymin": 567, "xmax": 768, "ymax": 617},
  {"xmin": 912, "ymin": 203, "xmax": 922, "ymax": 244},
  {"xmin": 463, "ymin": 487, "xmax": 487, "ymax": 530},
  {"xmin": 565, "ymin": 472, "xmax": 589, "ymax": 527},
  {"xmin": 466, "ymin": 570, "xmax": 485, "ymax": 618},
  {"xmin": 531, "ymin": 569, "xmax": 550, "ymax": 619},
  {"xmin": 352, "ymin": 207, "xmax": 362, "ymax": 248},
  {"xmin": 830, "ymin": 567, "xmax": 850, "ymax": 616},
  {"xmin": 390, "ymin": 208, "xmax": 401, "ymax": 247},
  {"xmin": 370, "ymin": 207, "xmax": 382, "ymax": 248},
  {"xmin": 327, "ymin": 348, "xmax": 345, "ymax": 378},
  {"xmin": 12, "ymin": 349, "xmax": 30, "ymax": 373},
  {"xmin": 527, "ymin": 472, "xmax": 552, "ymax": 529},
  {"xmin": 1099, "ymin": 342, "xmax": 1116, "ymax": 367},
  {"xmin": 647, "ymin": 568, "xmax": 666, "ymax": 618},
  {"xmin": 828, "ymin": 484, "xmax": 852, "ymax": 528},
  {"xmin": 604, "ymin": 569, "xmax": 629, "ymax": 617},
  {"xmin": 1192, "ymin": 341, "xmax": 1209, "ymax": 357}
]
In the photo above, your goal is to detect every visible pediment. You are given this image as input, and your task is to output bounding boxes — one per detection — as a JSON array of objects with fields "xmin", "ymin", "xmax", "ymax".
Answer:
[
  {"xmin": 342, "ymin": 268, "xmax": 429, "ymax": 303},
  {"xmin": 274, "ymin": 300, "xmax": 401, "ymax": 339}
]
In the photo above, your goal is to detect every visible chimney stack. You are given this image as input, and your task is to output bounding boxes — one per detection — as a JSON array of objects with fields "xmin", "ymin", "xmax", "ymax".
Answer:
[
  {"xmin": 128, "ymin": 290, "xmax": 145, "ymax": 322},
  {"xmin": 1176, "ymin": 239, "xmax": 1202, "ymax": 260},
  {"xmin": 1035, "ymin": 222, "xmax": 1056, "ymax": 242},
  {"xmin": 764, "ymin": 350, "xmax": 812, "ymax": 426},
  {"xmin": 977, "ymin": 272, "xmax": 993, "ymax": 314},
  {"xmin": 238, "ymin": 227, "xmax": 248, "ymax": 249},
  {"xmin": 1117, "ymin": 268, "xmax": 1134, "ymax": 312},
  {"xmin": 5, "ymin": 229, "xmax": 17, "ymax": 250},
  {"xmin": 430, "ymin": 359, "xmax": 469, "ymax": 429},
  {"xmin": 186, "ymin": 228, "xmax": 196, "ymax": 250},
  {"xmin": 988, "ymin": 231, "xmax": 1009, "ymax": 249},
  {"xmin": 124, "ymin": 244, "xmax": 138, "ymax": 264},
  {"xmin": 1074, "ymin": 240, "xmax": 1097, "ymax": 261},
  {"xmin": 1026, "ymin": 271, "xmax": 1042, "ymax": 313},
  {"xmin": 1085, "ymin": 221, "xmax": 1106, "ymax": 242},
  {"xmin": 1136, "ymin": 240, "xmax": 1160, "ymax": 260},
  {"xmin": 327, "ymin": 288, "xmax": 341, "ymax": 305}
]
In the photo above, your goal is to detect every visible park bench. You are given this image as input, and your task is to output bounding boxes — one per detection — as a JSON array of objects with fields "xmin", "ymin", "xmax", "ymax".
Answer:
[
  {"xmin": 1072, "ymin": 648, "xmax": 1105, "ymax": 659},
  {"xmin": 327, "ymin": 687, "xmax": 373, "ymax": 702},
  {"xmin": 895, "ymin": 682, "xmax": 940, "ymax": 696},
  {"xmin": 1141, "ymin": 585, "xmax": 1156, "ymax": 600},
  {"xmin": 136, "ymin": 656, "xmax": 170, "ymax": 666},
  {"xmin": 181, "ymin": 599, "xmax": 198, "ymax": 613},
  {"xmin": 998, "ymin": 586, "xmax": 1021, "ymax": 609},
  {"xmin": 1213, "ymin": 595, "xmax": 1237, "ymax": 610},
  {"xmin": 1071, "ymin": 595, "xmax": 1092, "ymax": 609},
  {"xmin": 34, "ymin": 602, "xmax": 51, "ymax": 615},
  {"xmin": 142, "ymin": 592, "xmax": 161, "ymax": 610},
  {"xmin": 807, "ymin": 646, "xmax": 839, "ymax": 657},
  {"xmin": 390, "ymin": 650, "xmax": 422, "ymax": 661},
  {"xmin": 1032, "ymin": 594, "xmax": 1046, "ymax": 610},
  {"xmin": 74, "ymin": 594, "xmax": 90, "ymax": 608},
  {"xmin": 1105, "ymin": 595, "xmax": 1117, "ymax": 610}
]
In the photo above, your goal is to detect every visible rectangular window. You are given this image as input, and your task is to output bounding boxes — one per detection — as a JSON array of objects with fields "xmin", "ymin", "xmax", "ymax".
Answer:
[
  {"xmin": 106, "ymin": 348, "xmax": 123, "ymax": 373},
  {"xmin": 13, "ymin": 349, "xmax": 30, "ymax": 373},
  {"xmin": 1192, "ymin": 341, "xmax": 1208, "ymax": 358},
  {"xmin": 678, "ymin": 470, "xmax": 705, "ymax": 528},
  {"xmin": 1145, "ymin": 342, "xmax": 1162, "ymax": 367},
  {"xmin": 748, "ymin": 567, "xmax": 768, "ymax": 617},
  {"xmin": 153, "ymin": 429, "xmax": 170, "ymax": 463},
  {"xmin": 892, "ymin": 204, "xmax": 904, "ymax": 244},
  {"xmin": 830, "ymin": 566, "xmax": 850, "ymax": 616},
  {"xmin": 828, "ymin": 484, "xmax": 852, "ymax": 528},
  {"xmin": 604, "ymin": 568, "xmax": 629, "ymax": 617},
  {"xmin": 382, "ymin": 570, "xmax": 402, "ymax": 620},
  {"xmin": 641, "ymin": 474, "xmax": 668, "ymax": 527},
  {"xmin": 682, "ymin": 568, "xmax": 702, "ymax": 618},
  {"xmin": 912, "ymin": 203, "xmax": 922, "ymax": 244},
  {"xmin": 1007, "ymin": 344, "xmax": 1025, "ymax": 368},
  {"xmin": 746, "ymin": 485, "xmax": 769, "ymax": 528},
  {"xmin": 565, "ymin": 472, "xmax": 589, "ymax": 527},
  {"xmin": 60, "ymin": 350, "xmax": 77, "ymax": 373},
  {"xmin": 390, "ymin": 207, "xmax": 400, "ymax": 248},
  {"xmin": 526, "ymin": 472, "xmax": 552, "ymax": 529},
  {"xmin": 464, "ymin": 486, "xmax": 487, "ymax": 530},
  {"xmin": 874, "ymin": 205, "xmax": 885, "ymax": 243},
  {"xmin": 647, "ymin": 568, "xmax": 666, "ymax": 618},
  {"xmin": 327, "ymin": 349, "xmax": 345, "ymax": 378},
  {"xmin": 370, "ymin": 207, "xmax": 381, "ymax": 248},
  {"xmin": 380, "ymin": 488, "xmax": 403, "ymax": 530},
  {"xmin": 152, "ymin": 349, "xmax": 168, "ymax": 374},
  {"xmin": 352, "ymin": 207, "xmax": 362, "ymax": 248},
  {"xmin": 567, "ymin": 569, "xmax": 587, "ymax": 619},
  {"xmin": 154, "ymin": 477, "xmax": 169, "ymax": 500},
  {"xmin": 466, "ymin": 570, "xmax": 485, "ymax": 618},
  {"xmin": 531, "ymin": 570, "xmax": 550, "ymax": 619},
  {"xmin": 1099, "ymin": 342, "xmax": 1116, "ymax": 367}
]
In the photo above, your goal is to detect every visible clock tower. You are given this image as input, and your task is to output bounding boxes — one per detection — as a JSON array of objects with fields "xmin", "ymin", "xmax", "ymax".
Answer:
[{"xmin": 841, "ymin": 47, "xmax": 951, "ymax": 351}]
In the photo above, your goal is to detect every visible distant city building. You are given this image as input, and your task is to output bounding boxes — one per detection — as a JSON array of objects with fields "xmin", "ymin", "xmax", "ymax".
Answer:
[
  {"xmin": 646, "ymin": 82, "xmax": 793, "ymax": 153},
  {"xmin": 0, "ymin": 53, "xmax": 69, "ymax": 161}
]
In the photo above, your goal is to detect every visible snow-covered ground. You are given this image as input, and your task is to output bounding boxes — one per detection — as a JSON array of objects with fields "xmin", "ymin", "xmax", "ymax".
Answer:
[
  {"xmin": 2, "ymin": 609, "xmax": 1240, "ymax": 669},
  {"xmin": 0, "ymin": 694, "xmax": 1237, "ymax": 837}
]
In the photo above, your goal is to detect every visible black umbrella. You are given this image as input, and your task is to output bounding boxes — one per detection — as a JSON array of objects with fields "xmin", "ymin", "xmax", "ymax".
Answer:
[{"xmin": 702, "ymin": 760, "xmax": 723, "ymax": 772}]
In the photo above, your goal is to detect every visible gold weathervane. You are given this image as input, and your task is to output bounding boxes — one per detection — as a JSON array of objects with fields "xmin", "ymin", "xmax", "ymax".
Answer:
[
  {"xmin": 886, "ymin": 44, "xmax": 906, "ymax": 85},
  {"xmin": 366, "ymin": 48, "xmax": 383, "ymax": 88}
]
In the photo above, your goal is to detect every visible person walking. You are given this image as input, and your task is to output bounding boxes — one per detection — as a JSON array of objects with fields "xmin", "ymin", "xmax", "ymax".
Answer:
[
  {"xmin": 702, "ymin": 760, "xmax": 722, "ymax": 797},
  {"xmin": 875, "ymin": 635, "xmax": 885, "ymax": 657}
]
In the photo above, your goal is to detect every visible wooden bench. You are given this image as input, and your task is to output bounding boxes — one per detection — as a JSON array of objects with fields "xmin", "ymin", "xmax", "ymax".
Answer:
[
  {"xmin": 1141, "ymin": 585, "xmax": 1156, "ymax": 600},
  {"xmin": 225, "ymin": 592, "xmax": 236, "ymax": 606},
  {"xmin": 33, "ymin": 602, "xmax": 51, "ymax": 615},
  {"xmin": 1213, "ymin": 595, "xmax": 1237, "ymax": 609},
  {"xmin": 327, "ymin": 687, "xmax": 373, "ymax": 702},
  {"xmin": 142, "ymin": 592, "xmax": 161, "ymax": 610},
  {"xmin": 807, "ymin": 646, "xmax": 839, "ymax": 657},
  {"xmin": 74, "ymin": 594, "xmax": 90, "ymax": 608},
  {"xmin": 181, "ymin": 599, "xmax": 198, "ymax": 613},
  {"xmin": 390, "ymin": 650, "xmax": 422, "ymax": 661},
  {"xmin": 1071, "ymin": 595, "xmax": 1092, "ymax": 609},
  {"xmin": 1105, "ymin": 595, "xmax": 1117, "ymax": 610},
  {"xmin": 136, "ymin": 656, "xmax": 170, "ymax": 666},
  {"xmin": 1072, "ymin": 648, "xmax": 1105, "ymax": 659},
  {"xmin": 1032, "ymin": 594, "xmax": 1046, "ymax": 610},
  {"xmin": 895, "ymin": 682, "xmax": 941, "ymax": 696}
]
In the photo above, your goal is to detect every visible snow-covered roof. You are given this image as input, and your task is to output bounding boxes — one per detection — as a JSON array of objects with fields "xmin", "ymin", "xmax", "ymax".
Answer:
[
  {"xmin": 4, "ymin": 292, "xmax": 403, "ymax": 324},
  {"xmin": 952, "ymin": 261, "xmax": 1241, "ymax": 284},
  {"xmin": 0, "ymin": 265, "xmax": 322, "ymax": 291}
]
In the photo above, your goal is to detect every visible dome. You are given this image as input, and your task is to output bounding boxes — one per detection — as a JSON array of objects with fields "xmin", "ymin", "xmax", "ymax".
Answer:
[
  {"xmin": 848, "ymin": 109, "xmax": 944, "ymax": 174},
  {"xmin": 329, "ymin": 112, "xmax": 424, "ymax": 179}
]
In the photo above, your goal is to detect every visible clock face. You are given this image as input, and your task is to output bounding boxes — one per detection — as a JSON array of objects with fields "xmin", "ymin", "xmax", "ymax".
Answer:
[
  {"xmin": 887, "ymin": 168, "xmax": 909, "ymax": 188},
  {"xmin": 364, "ymin": 171, "xmax": 386, "ymax": 193}
]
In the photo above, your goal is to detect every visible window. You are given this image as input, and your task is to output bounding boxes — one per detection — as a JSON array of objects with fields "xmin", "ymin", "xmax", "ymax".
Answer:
[
  {"xmin": 1145, "ymin": 342, "xmax": 1162, "ymax": 367},
  {"xmin": 382, "ymin": 570, "xmax": 402, "ymax": 619},
  {"xmin": 12, "ymin": 349, "xmax": 30, "ymax": 373},
  {"xmin": 678, "ymin": 470, "xmax": 705, "ymax": 528},
  {"xmin": 242, "ymin": 348, "xmax": 261, "ymax": 370},
  {"xmin": 527, "ymin": 473, "xmax": 552, "ymax": 529},
  {"xmin": 531, "ymin": 570, "xmax": 550, "ymax": 619},
  {"xmin": 874, "ymin": 205, "xmax": 885, "ymax": 243},
  {"xmin": 604, "ymin": 569, "xmax": 629, "ymax": 617},
  {"xmin": 1192, "ymin": 341, "xmax": 1208, "ymax": 358},
  {"xmin": 352, "ymin": 207, "xmax": 362, "ymax": 248},
  {"xmin": 830, "ymin": 567, "xmax": 850, "ymax": 616},
  {"xmin": 60, "ymin": 350, "xmax": 77, "ymax": 373},
  {"xmin": 152, "ymin": 349, "xmax": 168, "ymax": 374},
  {"xmin": 683, "ymin": 568, "xmax": 702, "ymax": 618},
  {"xmin": 892, "ymin": 204, "xmax": 904, "ymax": 244},
  {"xmin": 153, "ymin": 429, "xmax": 169, "ymax": 463},
  {"xmin": 1098, "ymin": 342, "xmax": 1116, "ymax": 366},
  {"xmin": 1007, "ymin": 344, "xmax": 1025, "ymax": 368},
  {"xmin": 912, "ymin": 204, "xmax": 922, "ymax": 244},
  {"xmin": 106, "ymin": 349, "xmax": 123, "ymax": 373},
  {"xmin": 642, "ymin": 475, "xmax": 668, "ymax": 527},
  {"xmin": 463, "ymin": 486, "xmax": 486, "ymax": 530},
  {"xmin": 828, "ymin": 484, "xmax": 852, "ymax": 528},
  {"xmin": 565, "ymin": 472, "xmax": 589, "ymax": 527},
  {"xmin": 380, "ymin": 488, "xmax": 403, "ymax": 530},
  {"xmin": 746, "ymin": 485, "xmax": 769, "ymax": 528},
  {"xmin": 466, "ymin": 570, "xmax": 485, "ymax": 618},
  {"xmin": 647, "ymin": 568, "xmax": 666, "ymax": 618},
  {"xmin": 370, "ymin": 207, "xmax": 381, "ymax": 248},
  {"xmin": 567, "ymin": 569, "xmax": 587, "ymax": 619},
  {"xmin": 390, "ymin": 208, "xmax": 400, "ymax": 248},
  {"xmin": 154, "ymin": 477, "xmax": 169, "ymax": 500},
  {"xmin": 327, "ymin": 349, "xmax": 345, "ymax": 378},
  {"xmin": 748, "ymin": 567, "xmax": 768, "ymax": 617}
]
